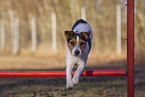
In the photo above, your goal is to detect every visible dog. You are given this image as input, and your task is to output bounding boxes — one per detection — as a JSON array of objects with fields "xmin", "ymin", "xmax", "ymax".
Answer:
[{"xmin": 64, "ymin": 19, "xmax": 92, "ymax": 89}]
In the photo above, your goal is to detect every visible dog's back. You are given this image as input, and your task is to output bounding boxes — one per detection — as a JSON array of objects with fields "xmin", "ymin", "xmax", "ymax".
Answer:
[{"xmin": 71, "ymin": 19, "xmax": 92, "ymax": 40}]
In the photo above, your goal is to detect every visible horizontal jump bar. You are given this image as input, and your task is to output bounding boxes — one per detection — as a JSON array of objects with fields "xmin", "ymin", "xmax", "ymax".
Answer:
[{"xmin": 0, "ymin": 70, "xmax": 126, "ymax": 77}]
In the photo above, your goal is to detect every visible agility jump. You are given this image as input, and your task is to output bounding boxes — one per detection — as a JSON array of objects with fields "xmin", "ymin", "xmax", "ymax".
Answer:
[{"xmin": 0, "ymin": 0, "xmax": 134, "ymax": 97}]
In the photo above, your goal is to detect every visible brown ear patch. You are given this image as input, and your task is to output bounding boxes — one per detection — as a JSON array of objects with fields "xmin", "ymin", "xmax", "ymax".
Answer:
[
  {"xmin": 80, "ymin": 32, "xmax": 90, "ymax": 40},
  {"xmin": 64, "ymin": 31, "xmax": 75, "ymax": 39},
  {"xmin": 79, "ymin": 39, "xmax": 86, "ymax": 51},
  {"xmin": 67, "ymin": 39, "xmax": 77, "ymax": 51}
]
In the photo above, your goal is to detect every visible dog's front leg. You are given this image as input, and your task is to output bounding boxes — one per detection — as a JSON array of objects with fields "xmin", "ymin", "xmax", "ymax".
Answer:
[
  {"xmin": 66, "ymin": 63, "xmax": 74, "ymax": 89},
  {"xmin": 72, "ymin": 61, "xmax": 85, "ymax": 85}
]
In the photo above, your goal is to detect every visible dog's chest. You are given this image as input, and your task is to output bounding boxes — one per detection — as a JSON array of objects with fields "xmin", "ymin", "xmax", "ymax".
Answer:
[{"xmin": 66, "ymin": 47, "xmax": 88, "ymax": 64}]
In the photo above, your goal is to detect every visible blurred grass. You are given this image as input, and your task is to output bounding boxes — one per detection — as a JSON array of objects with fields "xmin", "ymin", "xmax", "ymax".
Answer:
[
  {"xmin": 0, "ymin": 52, "xmax": 126, "ymax": 70},
  {"xmin": 0, "ymin": 77, "xmax": 145, "ymax": 97}
]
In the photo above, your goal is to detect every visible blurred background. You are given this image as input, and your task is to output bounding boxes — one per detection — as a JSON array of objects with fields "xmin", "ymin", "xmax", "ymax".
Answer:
[{"xmin": 0, "ymin": 0, "xmax": 144, "ymax": 69}]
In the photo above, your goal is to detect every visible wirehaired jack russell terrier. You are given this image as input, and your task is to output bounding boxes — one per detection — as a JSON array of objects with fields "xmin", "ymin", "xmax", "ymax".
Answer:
[{"xmin": 64, "ymin": 19, "xmax": 92, "ymax": 89}]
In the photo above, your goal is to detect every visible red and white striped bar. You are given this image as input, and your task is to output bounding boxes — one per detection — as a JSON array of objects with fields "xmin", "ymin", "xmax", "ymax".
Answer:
[{"xmin": 0, "ymin": 70, "xmax": 126, "ymax": 77}]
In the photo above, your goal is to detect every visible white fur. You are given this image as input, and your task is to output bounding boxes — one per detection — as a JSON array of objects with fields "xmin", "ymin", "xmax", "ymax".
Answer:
[
  {"xmin": 66, "ymin": 22, "xmax": 92, "ymax": 89},
  {"xmin": 71, "ymin": 36, "xmax": 81, "ymax": 56}
]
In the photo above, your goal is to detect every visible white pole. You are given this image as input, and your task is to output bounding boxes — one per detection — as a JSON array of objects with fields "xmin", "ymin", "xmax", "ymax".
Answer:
[
  {"xmin": 16, "ymin": 18, "xmax": 19, "ymax": 53},
  {"xmin": 10, "ymin": 10, "xmax": 15, "ymax": 54},
  {"xmin": 14, "ymin": 17, "xmax": 19, "ymax": 54},
  {"xmin": 31, "ymin": 16, "xmax": 37, "ymax": 53},
  {"xmin": 81, "ymin": 7, "xmax": 86, "ymax": 20},
  {"xmin": 116, "ymin": 4, "xmax": 121, "ymax": 55},
  {"xmin": 0, "ymin": 19, "xmax": 5, "ymax": 50},
  {"xmin": 52, "ymin": 12, "xmax": 57, "ymax": 52}
]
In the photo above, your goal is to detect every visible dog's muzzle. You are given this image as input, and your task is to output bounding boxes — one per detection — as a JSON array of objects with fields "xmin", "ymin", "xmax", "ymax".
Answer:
[{"xmin": 75, "ymin": 50, "xmax": 80, "ymax": 56}]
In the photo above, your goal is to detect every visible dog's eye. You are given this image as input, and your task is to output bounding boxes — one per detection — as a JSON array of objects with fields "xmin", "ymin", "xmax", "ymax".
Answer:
[
  {"xmin": 70, "ymin": 41, "xmax": 75, "ymax": 45},
  {"xmin": 80, "ymin": 42, "xmax": 85, "ymax": 45}
]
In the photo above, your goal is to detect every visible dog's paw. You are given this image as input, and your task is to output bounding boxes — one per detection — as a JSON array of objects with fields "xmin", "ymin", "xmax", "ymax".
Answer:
[
  {"xmin": 66, "ymin": 84, "xmax": 74, "ymax": 90},
  {"xmin": 66, "ymin": 81, "xmax": 74, "ymax": 90},
  {"xmin": 72, "ymin": 77, "xmax": 79, "ymax": 85}
]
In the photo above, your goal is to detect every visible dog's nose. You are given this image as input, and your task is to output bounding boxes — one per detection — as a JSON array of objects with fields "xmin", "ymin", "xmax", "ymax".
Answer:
[{"xmin": 75, "ymin": 50, "xmax": 80, "ymax": 55}]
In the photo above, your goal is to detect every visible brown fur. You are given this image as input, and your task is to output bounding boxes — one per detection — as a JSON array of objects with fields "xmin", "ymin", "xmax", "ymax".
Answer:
[
  {"xmin": 80, "ymin": 32, "xmax": 90, "ymax": 40},
  {"xmin": 65, "ymin": 31, "xmax": 90, "ymax": 52},
  {"xmin": 65, "ymin": 31, "xmax": 75, "ymax": 39},
  {"xmin": 67, "ymin": 39, "xmax": 77, "ymax": 51},
  {"xmin": 79, "ymin": 39, "xmax": 86, "ymax": 51}
]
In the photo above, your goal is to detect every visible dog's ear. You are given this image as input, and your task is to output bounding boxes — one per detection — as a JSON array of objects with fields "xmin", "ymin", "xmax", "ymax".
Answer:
[
  {"xmin": 80, "ymin": 32, "xmax": 90, "ymax": 40},
  {"xmin": 64, "ymin": 31, "xmax": 75, "ymax": 39}
]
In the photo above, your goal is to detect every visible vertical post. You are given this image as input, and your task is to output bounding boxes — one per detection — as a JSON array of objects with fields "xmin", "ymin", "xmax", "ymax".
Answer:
[
  {"xmin": 31, "ymin": 16, "xmax": 37, "ymax": 53},
  {"xmin": 0, "ymin": 19, "xmax": 5, "ymax": 50},
  {"xmin": 127, "ymin": 0, "xmax": 134, "ymax": 97},
  {"xmin": 81, "ymin": 7, "xmax": 86, "ymax": 20},
  {"xmin": 52, "ymin": 12, "xmax": 57, "ymax": 52},
  {"xmin": 116, "ymin": 4, "xmax": 121, "ymax": 55},
  {"xmin": 16, "ymin": 17, "xmax": 20, "ymax": 54},
  {"xmin": 13, "ymin": 17, "xmax": 19, "ymax": 54},
  {"xmin": 10, "ymin": 10, "xmax": 15, "ymax": 54}
]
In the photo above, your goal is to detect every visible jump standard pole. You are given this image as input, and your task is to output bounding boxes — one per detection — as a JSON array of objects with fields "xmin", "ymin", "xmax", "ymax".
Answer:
[{"xmin": 127, "ymin": 0, "xmax": 134, "ymax": 97}]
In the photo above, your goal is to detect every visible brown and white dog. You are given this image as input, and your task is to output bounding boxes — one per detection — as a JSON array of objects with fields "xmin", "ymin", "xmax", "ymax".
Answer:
[{"xmin": 64, "ymin": 19, "xmax": 92, "ymax": 89}]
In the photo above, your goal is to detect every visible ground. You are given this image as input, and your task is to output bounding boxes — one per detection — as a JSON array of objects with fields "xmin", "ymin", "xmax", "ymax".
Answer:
[{"xmin": 0, "ymin": 54, "xmax": 144, "ymax": 97}]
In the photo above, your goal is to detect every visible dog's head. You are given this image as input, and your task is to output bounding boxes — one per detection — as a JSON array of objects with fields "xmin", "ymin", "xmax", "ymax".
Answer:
[{"xmin": 64, "ymin": 31, "xmax": 90, "ymax": 56}]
